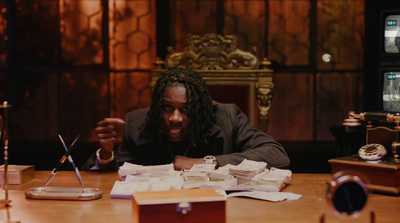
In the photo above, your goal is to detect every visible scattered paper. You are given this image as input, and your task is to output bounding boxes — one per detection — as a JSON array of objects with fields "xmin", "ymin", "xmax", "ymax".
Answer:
[
  {"xmin": 110, "ymin": 161, "xmax": 300, "ymax": 202},
  {"xmin": 228, "ymin": 191, "xmax": 302, "ymax": 202},
  {"xmin": 110, "ymin": 181, "xmax": 149, "ymax": 199}
]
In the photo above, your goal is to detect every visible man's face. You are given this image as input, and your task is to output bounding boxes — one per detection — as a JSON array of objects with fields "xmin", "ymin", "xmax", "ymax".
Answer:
[{"xmin": 162, "ymin": 86, "xmax": 189, "ymax": 142}]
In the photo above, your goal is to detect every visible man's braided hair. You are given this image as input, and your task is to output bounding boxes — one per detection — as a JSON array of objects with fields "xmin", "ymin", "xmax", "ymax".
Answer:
[{"xmin": 142, "ymin": 67, "xmax": 216, "ymax": 144}]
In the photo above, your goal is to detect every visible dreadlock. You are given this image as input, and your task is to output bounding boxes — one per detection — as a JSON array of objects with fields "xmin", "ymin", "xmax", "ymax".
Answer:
[{"xmin": 141, "ymin": 67, "xmax": 216, "ymax": 144}]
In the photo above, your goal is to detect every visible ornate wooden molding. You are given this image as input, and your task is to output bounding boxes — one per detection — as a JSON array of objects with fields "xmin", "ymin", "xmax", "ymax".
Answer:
[
  {"xmin": 165, "ymin": 34, "xmax": 259, "ymax": 70},
  {"xmin": 256, "ymin": 82, "xmax": 273, "ymax": 120}
]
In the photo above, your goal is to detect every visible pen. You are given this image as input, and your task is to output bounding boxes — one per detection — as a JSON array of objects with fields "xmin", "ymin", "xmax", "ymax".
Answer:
[
  {"xmin": 58, "ymin": 134, "xmax": 85, "ymax": 188},
  {"xmin": 44, "ymin": 135, "xmax": 80, "ymax": 188}
]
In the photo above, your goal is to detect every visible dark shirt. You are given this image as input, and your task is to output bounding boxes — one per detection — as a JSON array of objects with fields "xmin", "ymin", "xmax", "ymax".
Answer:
[{"xmin": 82, "ymin": 103, "xmax": 290, "ymax": 171}]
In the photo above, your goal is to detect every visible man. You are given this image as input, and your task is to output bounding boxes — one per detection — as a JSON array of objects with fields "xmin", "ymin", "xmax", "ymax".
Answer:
[{"xmin": 82, "ymin": 67, "xmax": 289, "ymax": 171}]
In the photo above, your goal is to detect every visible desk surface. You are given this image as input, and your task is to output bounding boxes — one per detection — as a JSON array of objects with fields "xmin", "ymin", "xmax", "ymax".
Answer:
[{"xmin": 1, "ymin": 171, "xmax": 399, "ymax": 223}]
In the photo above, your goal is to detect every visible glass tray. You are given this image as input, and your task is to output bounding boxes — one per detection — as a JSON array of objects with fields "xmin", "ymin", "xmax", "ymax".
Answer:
[{"xmin": 25, "ymin": 187, "xmax": 102, "ymax": 201}]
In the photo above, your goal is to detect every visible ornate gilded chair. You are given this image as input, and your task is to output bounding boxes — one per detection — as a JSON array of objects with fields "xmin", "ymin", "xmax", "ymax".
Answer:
[{"xmin": 151, "ymin": 33, "xmax": 274, "ymax": 133}]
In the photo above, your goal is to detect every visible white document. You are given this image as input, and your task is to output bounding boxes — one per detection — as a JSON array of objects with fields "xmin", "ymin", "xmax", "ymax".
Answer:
[
  {"xmin": 110, "ymin": 181, "xmax": 150, "ymax": 199},
  {"xmin": 228, "ymin": 191, "xmax": 302, "ymax": 202},
  {"xmin": 118, "ymin": 162, "xmax": 175, "ymax": 179}
]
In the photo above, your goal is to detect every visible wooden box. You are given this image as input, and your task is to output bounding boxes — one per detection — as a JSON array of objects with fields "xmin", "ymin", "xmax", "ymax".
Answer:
[
  {"xmin": 329, "ymin": 155, "xmax": 400, "ymax": 195},
  {"xmin": 132, "ymin": 188, "xmax": 226, "ymax": 223},
  {"xmin": 0, "ymin": 165, "xmax": 35, "ymax": 185}
]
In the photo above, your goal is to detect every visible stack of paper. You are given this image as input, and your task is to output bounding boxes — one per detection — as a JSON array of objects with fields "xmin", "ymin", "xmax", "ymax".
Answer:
[
  {"xmin": 209, "ymin": 171, "xmax": 233, "ymax": 181},
  {"xmin": 188, "ymin": 163, "xmax": 216, "ymax": 172},
  {"xmin": 200, "ymin": 175, "xmax": 237, "ymax": 190},
  {"xmin": 118, "ymin": 162, "xmax": 174, "ymax": 179},
  {"xmin": 111, "ymin": 172, "xmax": 184, "ymax": 199},
  {"xmin": 181, "ymin": 169, "xmax": 210, "ymax": 189},
  {"xmin": 110, "ymin": 160, "xmax": 295, "ymax": 201},
  {"xmin": 227, "ymin": 167, "xmax": 292, "ymax": 192},
  {"xmin": 228, "ymin": 159, "xmax": 267, "ymax": 182},
  {"xmin": 126, "ymin": 172, "xmax": 183, "ymax": 189},
  {"xmin": 255, "ymin": 167, "xmax": 292, "ymax": 185},
  {"xmin": 0, "ymin": 165, "xmax": 35, "ymax": 185},
  {"xmin": 182, "ymin": 171, "xmax": 209, "ymax": 182}
]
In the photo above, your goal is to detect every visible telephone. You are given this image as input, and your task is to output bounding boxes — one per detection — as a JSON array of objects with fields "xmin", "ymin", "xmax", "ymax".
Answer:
[{"xmin": 342, "ymin": 111, "xmax": 400, "ymax": 161}]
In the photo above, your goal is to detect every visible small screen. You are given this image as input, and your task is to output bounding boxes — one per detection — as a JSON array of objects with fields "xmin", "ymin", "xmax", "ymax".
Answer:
[
  {"xmin": 383, "ymin": 72, "xmax": 400, "ymax": 112},
  {"xmin": 387, "ymin": 20, "xmax": 398, "ymax": 26},
  {"xmin": 384, "ymin": 15, "xmax": 400, "ymax": 53}
]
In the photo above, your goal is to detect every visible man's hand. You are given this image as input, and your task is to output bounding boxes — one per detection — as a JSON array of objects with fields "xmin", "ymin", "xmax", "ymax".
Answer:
[
  {"xmin": 95, "ymin": 118, "xmax": 125, "ymax": 159},
  {"xmin": 173, "ymin": 155, "xmax": 204, "ymax": 170}
]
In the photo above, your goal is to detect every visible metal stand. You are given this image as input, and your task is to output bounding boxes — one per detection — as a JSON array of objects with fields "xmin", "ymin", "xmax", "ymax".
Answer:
[
  {"xmin": 319, "ymin": 211, "xmax": 375, "ymax": 223},
  {"xmin": 0, "ymin": 101, "xmax": 20, "ymax": 223},
  {"xmin": 320, "ymin": 172, "xmax": 374, "ymax": 223},
  {"xmin": 25, "ymin": 134, "xmax": 102, "ymax": 201}
]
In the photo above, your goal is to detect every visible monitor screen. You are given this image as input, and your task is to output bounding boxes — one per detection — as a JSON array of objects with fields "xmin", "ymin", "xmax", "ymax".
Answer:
[
  {"xmin": 382, "ymin": 71, "xmax": 400, "ymax": 112},
  {"xmin": 384, "ymin": 15, "xmax": 400, "ymax": 53}
]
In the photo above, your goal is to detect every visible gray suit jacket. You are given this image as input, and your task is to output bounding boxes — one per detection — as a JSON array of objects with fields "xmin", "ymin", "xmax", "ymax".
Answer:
[{"xmin": 82, "ymin": 103, "xmax": 290, "ymax": 171}]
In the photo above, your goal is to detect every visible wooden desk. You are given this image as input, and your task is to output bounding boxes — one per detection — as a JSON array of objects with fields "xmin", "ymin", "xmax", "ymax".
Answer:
[{"xmin": 1, "ymin": 171, "xmax": 399, "ymax": 223}]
